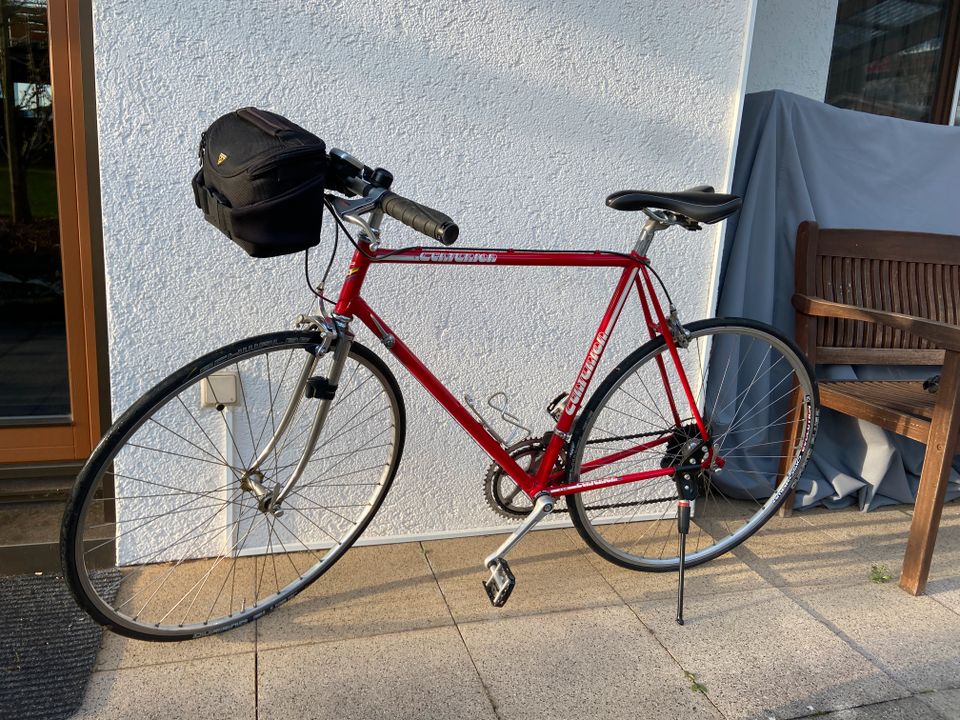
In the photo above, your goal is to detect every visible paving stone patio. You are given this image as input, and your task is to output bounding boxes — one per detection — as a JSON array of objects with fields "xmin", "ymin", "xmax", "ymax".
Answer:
[{"xmin": 73, "ymin": 503, "xmax": 960, "ymax": 720}]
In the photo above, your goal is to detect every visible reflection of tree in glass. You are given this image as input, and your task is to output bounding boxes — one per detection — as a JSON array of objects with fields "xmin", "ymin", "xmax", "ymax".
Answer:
[{"xmin": 0, "ymin": 0, "xmax": 53, "ymax": 226}]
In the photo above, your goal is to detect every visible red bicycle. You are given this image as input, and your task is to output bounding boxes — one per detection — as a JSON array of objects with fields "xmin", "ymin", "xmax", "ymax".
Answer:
[{"xmin": 62, "ymin": 149, "xmax": 819, "ymax": 640}]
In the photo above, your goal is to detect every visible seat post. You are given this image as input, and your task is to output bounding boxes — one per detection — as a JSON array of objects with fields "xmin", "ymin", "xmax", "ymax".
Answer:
[{"xmin": 634, "ymin": 216, "xmax": 668, "ymax": 256}]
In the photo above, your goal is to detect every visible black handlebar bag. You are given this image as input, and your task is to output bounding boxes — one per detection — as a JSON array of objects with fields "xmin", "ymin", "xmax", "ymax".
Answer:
[{"xmin": 192, "ymin": 107, "xmax": 327, "ymax": 258}]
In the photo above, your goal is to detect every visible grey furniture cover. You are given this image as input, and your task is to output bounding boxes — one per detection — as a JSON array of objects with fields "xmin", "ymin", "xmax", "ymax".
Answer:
[{"xmin": 715, "ymin": 90, "xmax": 960, "ymax": 510}]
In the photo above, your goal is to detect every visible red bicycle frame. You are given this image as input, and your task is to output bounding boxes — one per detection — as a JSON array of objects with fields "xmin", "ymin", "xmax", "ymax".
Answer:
[{"xmin": 332, "ymin": 242, "xmax": 710, "ymax": 501}]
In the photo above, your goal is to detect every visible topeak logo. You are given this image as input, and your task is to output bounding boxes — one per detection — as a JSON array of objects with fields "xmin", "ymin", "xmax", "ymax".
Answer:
[
  {"xmin": 565, "ymin": 331, "xmax": 608, "ymax": 415},
  {"xmin": 217, "ymin": 152, "xmax": 228, "ymax": 166},
  {"xmin": 418, "ymin": 252, "xmax": 497, "ymax": 264}
]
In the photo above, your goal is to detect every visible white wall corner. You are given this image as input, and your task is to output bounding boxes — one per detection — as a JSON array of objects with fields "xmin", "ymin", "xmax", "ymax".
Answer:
[
  {"xmin": 745, "ymin": 0, "xmax": 839, "ymax": 101},
  {"xmin": 705, "ymin": 0, "xmax": 759, "ymax": 320}
]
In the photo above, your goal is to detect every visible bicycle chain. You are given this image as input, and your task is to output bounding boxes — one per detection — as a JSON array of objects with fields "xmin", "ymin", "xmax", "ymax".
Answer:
[
  {"xmin": 585, "ymin": 428, "xmax": 666, "ymax": 446},
  {"xmin": 483, "ymin": 428, "xmax": 677, "ymax": 520}
]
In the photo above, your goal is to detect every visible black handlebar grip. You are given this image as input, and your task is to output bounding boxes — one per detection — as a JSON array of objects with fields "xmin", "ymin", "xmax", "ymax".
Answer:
[{"xmin": 380, "ymin": 192, "xmax": 459, "ymax": 245}]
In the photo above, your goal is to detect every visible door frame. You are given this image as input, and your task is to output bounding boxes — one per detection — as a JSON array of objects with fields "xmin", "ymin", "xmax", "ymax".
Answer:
[
  {"xmin": 0, "ymin": 0, "xmax": 104, "ymax": 465},
  {"xmin": 933, "ymin": 0, "xmax": 960, "ymax": 124}
]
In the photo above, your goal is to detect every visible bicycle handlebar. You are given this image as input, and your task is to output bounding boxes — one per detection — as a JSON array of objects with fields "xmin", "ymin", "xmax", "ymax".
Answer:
[
  {"xmin": 334, "ymin": 152, "xmax": 459, "ymax": 246},
  {"xmin": 380, "ymin": 192, "xmax": 459, "ymax": 246}
]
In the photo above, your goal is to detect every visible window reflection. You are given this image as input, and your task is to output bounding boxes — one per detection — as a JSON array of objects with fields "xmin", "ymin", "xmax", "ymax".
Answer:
[
  {"xmin": 0, "ymin": 0, "xmax": 68, "ymax": 419},
  {"xmin": 827, "ymin": 0, "xmax": 951, "ymax": 122}
]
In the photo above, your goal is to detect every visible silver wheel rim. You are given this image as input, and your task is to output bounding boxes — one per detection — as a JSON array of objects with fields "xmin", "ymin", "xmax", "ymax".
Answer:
[
  {"xmin": 570, "ymin": 323, "xmax": 816, "ymax": 569},
  {"xmin": 72, "ymin": 339, "xmax": 401, "ymax": 638}
]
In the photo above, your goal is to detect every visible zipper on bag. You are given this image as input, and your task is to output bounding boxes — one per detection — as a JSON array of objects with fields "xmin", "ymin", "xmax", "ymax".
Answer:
[{"xmin": 247, "ymin": 146, "xmax": 325, "ymax": 178}]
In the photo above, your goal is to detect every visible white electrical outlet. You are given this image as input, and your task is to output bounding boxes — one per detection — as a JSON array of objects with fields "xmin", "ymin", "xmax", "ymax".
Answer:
[{"xmin": 200, "ymin": 373, "xmax": 239, "ymax": 407}]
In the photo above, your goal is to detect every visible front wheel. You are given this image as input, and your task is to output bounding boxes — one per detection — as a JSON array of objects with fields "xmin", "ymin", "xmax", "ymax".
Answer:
[
  {"xmin": 61, "ymin": 331, "xmax": 405, "ymax": 640},
  {"xmin": 567, "ymin": 318, "xmax": 818, "ymax": 572}
]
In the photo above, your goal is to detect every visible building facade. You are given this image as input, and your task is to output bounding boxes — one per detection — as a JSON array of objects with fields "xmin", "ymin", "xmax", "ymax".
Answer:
[{"xmin": 2, "ymin": 0, "xmax": 959, "ymax": 566}]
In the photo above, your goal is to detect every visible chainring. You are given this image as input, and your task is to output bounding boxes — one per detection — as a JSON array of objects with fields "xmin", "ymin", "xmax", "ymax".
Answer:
[{"xmin": 484, "ymin": 435, "xmax": 564, "ymax": 520}]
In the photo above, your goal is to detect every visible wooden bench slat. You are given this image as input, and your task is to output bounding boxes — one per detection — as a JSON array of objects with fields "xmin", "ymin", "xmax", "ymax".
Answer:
[
  {"xmin": 819, "ymin": 381, "xmax": 933, "ymax": 444},
  {"xmin": 816, "ymin": 348, "xmax": 945, "ymax": 364}
]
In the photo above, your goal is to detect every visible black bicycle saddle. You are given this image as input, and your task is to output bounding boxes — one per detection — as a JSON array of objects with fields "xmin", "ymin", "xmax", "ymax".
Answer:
[{"xmin": 606, "ymin": 186, "xmax": 742, "ymax": 224}]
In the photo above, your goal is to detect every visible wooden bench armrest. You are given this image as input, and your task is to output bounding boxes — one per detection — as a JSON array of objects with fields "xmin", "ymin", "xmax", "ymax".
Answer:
[{"xmin": 792, "ymin": 294, "xmax": 960, "ymax": 353}]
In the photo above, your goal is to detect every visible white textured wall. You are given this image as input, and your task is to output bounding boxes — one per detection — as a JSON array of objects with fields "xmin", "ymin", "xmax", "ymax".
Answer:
[
  {"xmin": 94, "ymin": 0, "xmax": 753, "ymax": 541},
  {"xmin": 745, "ymin": 0, "xmax": 838, "ymax": 100}
]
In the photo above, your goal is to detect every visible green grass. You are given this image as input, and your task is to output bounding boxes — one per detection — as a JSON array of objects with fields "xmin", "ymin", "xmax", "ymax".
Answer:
[
  {"xmin": 870, "ymin": 563, "xmax": 892, "ymax": 584},
  {"xmin": 684, "ymin": 670, "xmax": 708, "ymax": 694},
  {"xmin": 0, "ymin": 165, "xmax": 58, "ymax": 219}
]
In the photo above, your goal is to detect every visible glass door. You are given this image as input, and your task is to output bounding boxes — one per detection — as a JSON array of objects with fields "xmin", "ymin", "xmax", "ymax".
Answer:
[
  {"xmin": 0, "ymin": 0, "xmax": 69, "ymax": 423},
  {"xmin": 0, "ymin": 0, "xmax": 100, "ymax": 464}
]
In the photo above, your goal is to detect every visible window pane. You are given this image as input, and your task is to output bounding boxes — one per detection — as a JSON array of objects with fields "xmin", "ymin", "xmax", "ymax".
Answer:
[
  {"xmin": 0, "ymin": 0, "xmax": 69, "ymax": 420},
  {"xmin": 827, "ymin": 0, "xmax": 951, "ymax": 122}
]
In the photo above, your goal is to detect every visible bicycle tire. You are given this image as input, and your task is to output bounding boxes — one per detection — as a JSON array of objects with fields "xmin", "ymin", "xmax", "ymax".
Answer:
[
  {"xmin": 62, "ymin": 331, "xmax": 405, "ymax": 640},
  {"xmin": 567, "ymin": 317, "xmax": 818, "ymax": 571}
]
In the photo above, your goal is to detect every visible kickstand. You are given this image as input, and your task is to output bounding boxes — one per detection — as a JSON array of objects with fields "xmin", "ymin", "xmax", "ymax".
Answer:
[{"xmin": 676, "ymin": 499, "xmax": 691, "ymax": 625}]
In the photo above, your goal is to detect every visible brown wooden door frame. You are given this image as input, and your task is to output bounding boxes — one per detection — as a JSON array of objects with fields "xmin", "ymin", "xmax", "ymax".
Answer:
[
  {"xmin": 932, "ymin": 0, "xmax": 960, "ymax": 123},
  {"xmin": 0, "ymin": 0, "xmax": 104, "ymax": 465}
]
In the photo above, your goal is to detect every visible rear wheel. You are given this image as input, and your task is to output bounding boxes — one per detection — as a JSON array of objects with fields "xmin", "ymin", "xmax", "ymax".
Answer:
[
  {"xmin": 62, "ymin": 332, "xmax": 404, "ymax": 640},
  {"xmin": 567, "ymin": 318, "xmax": 818, "ymax": 571}
]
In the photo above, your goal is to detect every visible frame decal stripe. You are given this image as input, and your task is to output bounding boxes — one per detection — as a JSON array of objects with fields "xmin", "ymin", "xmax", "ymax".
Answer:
[{"xmin": 372, "ymin": 247, "xmax": 641, "ymax": 268}]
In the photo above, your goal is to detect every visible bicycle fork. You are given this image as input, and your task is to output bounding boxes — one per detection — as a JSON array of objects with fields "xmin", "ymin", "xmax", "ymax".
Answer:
[{"xmin": 240, "ymin": 316, "xmax": 353, "ymax": 513}]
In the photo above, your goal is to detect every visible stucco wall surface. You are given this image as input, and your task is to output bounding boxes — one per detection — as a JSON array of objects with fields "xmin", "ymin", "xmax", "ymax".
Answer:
[
  {"xmin": 94, "ymin": 0, "xmax": 753, "ymax": 542},
  {"xmin": 745, "ymin": 0, "xmax": 838, "ymax": 101}
]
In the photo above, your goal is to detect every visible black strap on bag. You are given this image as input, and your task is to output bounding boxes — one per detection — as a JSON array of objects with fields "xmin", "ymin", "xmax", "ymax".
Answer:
[{"xmin": 192, "ymin": 177, "xmax": 234, "ymax": 237}]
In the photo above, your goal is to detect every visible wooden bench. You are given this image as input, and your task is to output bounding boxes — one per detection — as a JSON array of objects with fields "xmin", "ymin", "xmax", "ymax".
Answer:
[{"xmin": 788, "ymin": 221, "xmax": 960, "ymax": 595}]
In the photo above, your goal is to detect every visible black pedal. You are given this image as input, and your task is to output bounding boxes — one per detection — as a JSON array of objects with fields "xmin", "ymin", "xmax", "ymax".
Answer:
[
  {"xmin": 482, "ymin": 559, "xmax": 516, "ymax": 608},
  {"xmin": 304, "ymin": 376, "xmax": 337, "ymax": 400}
]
